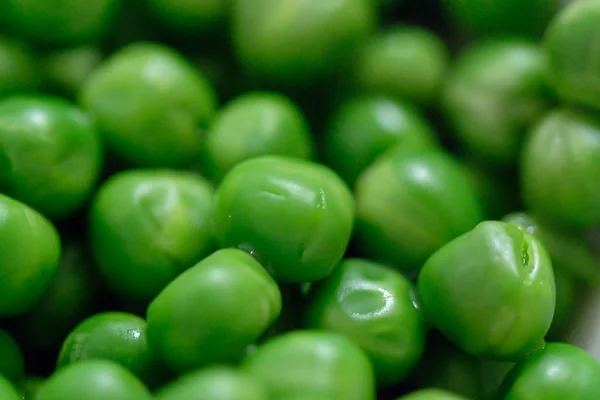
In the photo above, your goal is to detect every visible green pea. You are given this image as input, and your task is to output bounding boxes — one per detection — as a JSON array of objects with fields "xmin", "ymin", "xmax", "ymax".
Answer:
[
  {"xmin": 0, "ymin": 194, "xmax": 61, "ymax": 317},
  {"xmin": 442, "ymin": 39, "xmax": 551, "ymax": 166},
  {"xmin": 211, "ymin": 156, "xmax": 355, "ymax": 283},
  {"xmin": 0, "ymin": 0, "xmax": 121, "ymax": 45},
  {"xmin": 232, "ymin": 0, "xmax": 376, "ymax": 88},
  {"xmin": 395, "ymin": 388, "xmax": 469, "ymax": 400},
  {"xmin": 43, "ymin": 46, "xmax": 103, "ymax": 99},
  {"xmin": 0, "ymin": 375, "xmax": 20, "ymax": 400},
  {"xmin": 0, "ymin": 36, "xmax": 40, "ymax": 97},
  {"xmin": 146, "ymin": 0, "xmax": 230, "ymax": 34},
  {"xmin": 202, "ymin": 92, "xmax": 314, "ymax": 182},
  {"xmin": 304, "ymin": 258, "xmax": 426, "ymax": 387},
  {"xmin": 520, "ymin": 108, "xmax": 600, "ymax": 228},
  {"xmin": 57, "ymin": 312, "xmax": 168, "ymax": 388},
  {"xmin": 417, "ymin": 221, "xmax": 555, "ymax": 360},
  {"xmin": 544, "ymin": 0, "xmax": 600, "ymax": 111},
  {"xmin": 147, "ymin": 248, "xmax": 282, "ymax": 373},
  {"xmin": 156, "ymin": 367, "xmax": 268, "ymax": 400},
  {"xmin": 498, "ymin": 343, "xmax": 600, "ymax": 399},
  {"xmin": 89, "ymin": 169, "xmax": 215, "ymax": 303},
  {"xmin": 18, "ymin": 376, "xmax": 44, "ymax": 400},
  {"xmin": 440, "ymin": 0, "xmax": 560, "ymax": 38},
  {"xmin": 243, "ymin": 331, "xmax": 375, "ymax": 400},
  {"xmin": 353, "ymin": 26, "xmax": 449, "ymax": 105},
  {"xmin": 80, "ymin": 42, "xmax": 217, "ymax": 167},
  {"xmin": 0, "ymin": 96, "xmax": 103, "ymax": 220},
  {"xmin": 0, "ymin": 330, "xmax": 24, "ymax": 383},
  {"xmin": 324, "ymin": 95, "xmax": 438, "ymax": 188},
  {"xmin": 35, "ymin": 360, "xmax": 152, "ymax": 400},
  {"xmin": 355, "ymin": 145, "xmax": 483, "ymax": 275}
]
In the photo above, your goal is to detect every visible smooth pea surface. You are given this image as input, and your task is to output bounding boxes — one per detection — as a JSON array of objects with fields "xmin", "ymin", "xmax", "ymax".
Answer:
[
  {"xmin": 0, "ymin": 330, "xmax": 24, "ymax": 383},
  {"xmin": 0, "ymin": 194, "xmax": 61, "ymax": 317},
  {"xmin": 0, "ymin": 37, "xmax": 40, "ymax": 97},
  {"xmin": 80, "ymin": 42, "xmax": 217, "ymax": 167},
  {"xmin": 90, "ymin": 169, "xmax": 214, "ymax": 303},
  {"xmin": 0, "ymin": 96, "xmax": 103, "ymax": 220},
  {"xmin": 0, "ymin": 375, "xmax": 20, "ymax": 400},
  {"xmin": 202, "ymin": 91, "xmax": 314, "ymax": 182},
  {"xmin": 147, "ymin": 248, "xmax": 282, "ymax": 373},
  {"xmin": 18, "ymin": 376, "xmax": 44, "ymax": 400},
  {"xmin": 418, "ymin": 221, "xmax": 556, "ymax": 360},
  {"xmin": 156, "ymin": 367, "xmax": 268, "ymax": 400},
  {"xmin": 35, "ymin": 360, "xmax": 152, "ymax": 400},
  {"xmin": 353, "ymin": 26, "xmax": 448, "ymax": 105},
  {"xmin": 57, "ymin": 312, "xmax": 167, "ymax": 387},
  {"xmin": 243, "ymin": 331, "xmax": 376, "ymax": 400},
  {"xmin": 520, "ymin": 108, "xmax": 600, "ymax": 228},
  {"xmin": 324, "ymin": 95, "xmax": 438, "ymax": 188},
  {"xmin": 305, "ymin": 258, "xmax": 425, "ymax": 386},
  {"xmin": 442, "ymin": 39, "xmax": 550, "ymax": 166},
  {"xmin": 396, "ymin": 388, "xmax": 469, "ymax": 400},
  {"xmin": 211, "ymin": 156, "xmax": 355, "ymax": 283},
  {"xmin": 355, "ymin": 145, "xmax": 483, "ymax": 274},
  {"xmin": 498, "ymin": 343, "xmax": 600, "ymax": 399}
]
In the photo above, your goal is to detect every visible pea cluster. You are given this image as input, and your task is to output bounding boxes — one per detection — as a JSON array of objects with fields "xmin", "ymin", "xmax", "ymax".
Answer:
[{"xmin": 0, "ymin": 0, "xmax": 599, "ymax": 399}]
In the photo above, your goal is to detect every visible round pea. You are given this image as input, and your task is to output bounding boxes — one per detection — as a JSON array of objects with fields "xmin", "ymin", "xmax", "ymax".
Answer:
[
  {"xmin": 0, "ymin": 375, "xmax": 20, "ymax": 400},
  {"xmin": 0, "ymin": 0, "xmax": 121, "ymax": 45},
  {"xmin": 0, "ymin": 96, "xmax": 103, "ymax": 220},
  {"xmin": 355, "ymin": 145, "xmax": 483, "ymax": 275},
  {"xmin": 442, "ymin": 39, "xmax": 550, "ymax": 166},
  {"xmin": 0, "ymin": 330, "xmax": 24, "ymax": 383},
  {"xmin": 146, "ymin": 0, "xmax": 230, "ymax": 34},
  {"xmin": 498, "ymin": 343, "xmax": 600, "ymax": 399},
  {"xmin": 304, "ymin": 258, "xmax": 426, "ymax": 386},
  {"xmin": 35, "ymin": 360, "xmax": 152, "ymax": 400},
  {"xmin": 232, "ymin": 0, "xmax": 376, "ymax": 88},
  {"xmin": 520, "ymin": 108, "xmax": 600, "ymax": 228},
  {"xmin": 89, "ymin": 169, "xmax": 215, "ymax": 303},
  {"xmin": 0, "ymin": 36, "xmax": 40, "ymax": 97},
  {"xmin": 396, "ymin": 389, "xmax": 468, "ymax": 400},
  {"xmin": 0, "ymin": 194, "xmax": 61, "ymax": 317},
  {"xmin": 418, "ymin": 220, "xmax": 556, "ymax": 360},
  {"xmin": 202, "ymin": 91, "xmax": 314, "ymax": 182},
  {"xmin": 57, "ymin": 312, "xmax": 167, "ymax": 387},
  {"xmin": 80, "ymin": 42, "xmax": 217, "ymax": 167},
  {"xmin": 43, "ymin": 46, "xmax": 103, "ymax": 99},
  {"xmin": 324, "ymin": 95, "xmax": 438, "ymax": 188},
  {"xmin": 353, "ymin": 26, "xmax": 448, "ymax": 105},
  {"xmin": 147, "ymin": 248, "xmax": 282, "ymax": 373},
  {"xmin": 211, "ymin": 156, "xmax": 355, "ymax": 283},
  {"xmin": 544, "ymin": 0, "xmax": 600, "ymax": 111},
  {"xmin": 243, "ymin": 331, "xmax": 376, "ymax": 400},
  {"xmin": 156, "ymin": 367, "xmax": 268, "ymax": 400}
]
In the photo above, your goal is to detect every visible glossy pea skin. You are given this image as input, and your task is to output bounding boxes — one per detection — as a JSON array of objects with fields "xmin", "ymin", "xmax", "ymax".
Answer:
[
  {"xmin": 304, "ymin": 258, "xmax": 426, "ymax": 387},
  {"xmin": 0, "ymin": 96, "xmax": 103, "ymax": 220},
  {"xmin": 355, "ymin": 145, "xmax": 483, "ymax": 275},
  {"xmin": 211, "ymin": 156, "xmax": 355, "ymax": 283},
  {"xmin": 0, "ymin": 37, "xmax": 40, "ymax": 97},
  {"xmin": 156, "ymin": 367, "xmax": 268, "ymax": 400},
  {"xmin": 57, "ymin": 312, "xmax": 167, "ymax": 388},
  {"xmin": 90, "ymin": 169, "xmax": 215, "ymax": 303},
  {"xmin": 35, "ymin": 360, "xmax": 152, "ymax": 400},
  {"xmin": 43, "ymin": 46, "xmax": 103, "ymax": 99},
  {"xmin": 146, "ymin": 0, "xmax": 230, "ymax": 34},
  {"xmin": 243, "ymin": 331, "xmax": 375, "ymax": 400},
  {"xmin": 0, "ymin": 0, "xmax": 121, "ymax": 45},
  {"xmin": 146, "ymin": 248, "xmax": 282, "ymax": 374},
  {"xmin": 353, "ymin": 26, "xmax": 449, "ymax": 106},
  {"xmin": 418, "ymin": 221, "xmax": 556, "ymax": 360},
  {"xmin": 544, "ymin": 0, "xmax": 600, "ymax": 111},
  {"xmin": 0, "ymin": 330, "xmax": 24, "ymax": 383},
  {"xmin": 0, "ymin": 375, "xmax": 20, "ymax": 400},
  {"xmin": 0, "ymin": 194, "xmax": 61, "ymax": 317},
  {"xmin": 520, "ymin": 108, "xmax": 600, "ymax": 228},
  {"xmin": 396, "ymin": 388, "xmax": 469, "ymax": 400},
  {"xmin": 232, "ymin": 0, "xmax": 376, "ymax": 88},
  {"xmin": 498, "ymin": 343, "xmax": 600, "ymax": 400},
  {"xmin": 202, "ymin": 91, "xmax": 314, "ymax": 182},
  {"xmin": 80, "ymin": 42, "xmax": 217, "ymax": 168},
  {"xmin": 440, "ymin": 0, "xmax": 560, "ymax": 38},
  {"xmin": 442, "ymin": 39, "xmax": 550, "ymax": 166},
  {"xmin": 324, "ymin": 95, "xmax": 438, "ymax": 188}
]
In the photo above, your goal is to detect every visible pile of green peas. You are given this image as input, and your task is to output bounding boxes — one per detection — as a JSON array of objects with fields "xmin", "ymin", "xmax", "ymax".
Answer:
[{"xmin": 1, "ymin": 0, "xmax": 600, "ymax": 399}]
